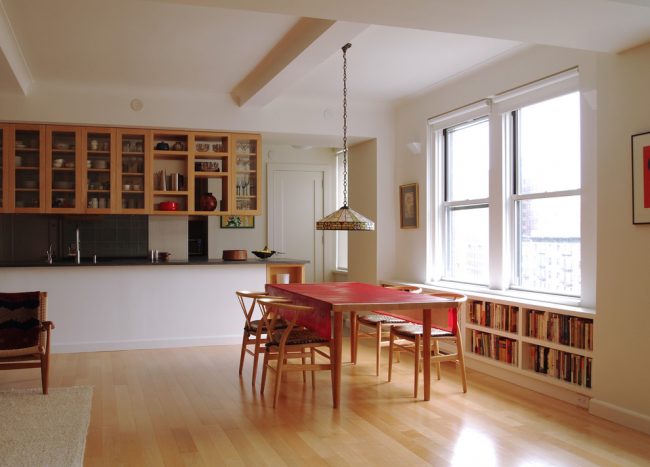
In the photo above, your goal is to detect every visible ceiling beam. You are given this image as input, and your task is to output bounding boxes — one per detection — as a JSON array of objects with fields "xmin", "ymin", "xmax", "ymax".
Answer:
[
  {"xmin": 0, "ymin": 0, "xmax": 32, "ymax": 95},
  {"xmin": 231, "ymin": 18, "xmax": 368, "ymax": 107}
]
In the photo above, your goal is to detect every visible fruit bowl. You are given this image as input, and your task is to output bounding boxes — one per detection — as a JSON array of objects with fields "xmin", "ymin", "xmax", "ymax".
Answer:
[{"xmin": 252, "ymin": 250, "xmax": 275, "ymax": 259}]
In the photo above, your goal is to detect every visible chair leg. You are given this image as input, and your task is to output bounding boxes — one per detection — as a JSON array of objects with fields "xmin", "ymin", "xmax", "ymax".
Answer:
[
  {"xmin": 456, "ymin": 333, "xmax": 468, "ymax": 393},
  {"xmin": 388, "ymin": 328, "xmax": 394, "ymax": 382},
  {"xmin": 414, "ymin": 336, "xmax": 420, "ymax": 398},
  {"xmin": 434, "ymin": 340, "xmax": 441, "ymax": 380},
  {"xmin": 311, "ymin": 348, "xmax": 316, "ymax": 388},
  {"xmin": 40, "ymin": 353, "xmax": 49, "ymax": 395},
  {"xmin": 350, "ymin": 312, "xmax": 358, "ymax": 364},
  {"xmin": 302, "ymin": 354, "xmax": 307, "ymax": 383},
  {"xmin": 252, "ymin": 332, "xmax": 263, "ymax": 387},
  {"xmin": 375, "ymin": 322, "xmax": 382, "ymax": 376},
  {"xmin": 260, "ymin": 350, "xmax": 269, "ymax": 394},
  {"xmin": 238, "ymin": 329, "xmax": 249, "ymax": 376},
  {"xmin": 273, "ymin": 348, "xmax": 286, "ymax": 408},
  {"xmin": 329, "ymin": 341, "xmax": 336, "ymax": 407}
]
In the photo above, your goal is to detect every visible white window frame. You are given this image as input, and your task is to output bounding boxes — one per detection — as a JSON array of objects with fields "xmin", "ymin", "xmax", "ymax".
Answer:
[{"xmin": 427, "ymin": 68, "xmax": 590, "ymax": 305}]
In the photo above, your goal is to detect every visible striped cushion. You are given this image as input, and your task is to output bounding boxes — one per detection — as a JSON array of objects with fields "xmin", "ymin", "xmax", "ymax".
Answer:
[
  {"xmin": 358, "ymin": 313, "xmax": 407, "ymax": 325},
  {"xmin": 392, "ymin": 324, "xmax": 454, "ymax": 338},
  {"xmin": 267, "ymin": 329, "xmax": 329, "ymax": 348},
  {"xmin": 0, "ymin": 292, "xmax": 41, "ymax": 351}
]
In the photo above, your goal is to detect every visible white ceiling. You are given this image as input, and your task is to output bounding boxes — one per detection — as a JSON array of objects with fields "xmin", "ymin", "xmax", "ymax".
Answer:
[{"xmin": 1, "ymin": 0, "xmax": 650, "ymax": 137}]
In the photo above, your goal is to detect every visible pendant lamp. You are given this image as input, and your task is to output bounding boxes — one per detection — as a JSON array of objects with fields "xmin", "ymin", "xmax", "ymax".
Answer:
[{"xmin": 316, "ymin": 43, "xmax": 375, "ymax": 231}]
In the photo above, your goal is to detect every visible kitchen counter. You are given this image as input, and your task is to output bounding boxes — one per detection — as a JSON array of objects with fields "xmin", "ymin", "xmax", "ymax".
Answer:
[
  {"xmin": 0, "ymin": 257, "xmax": 308, "ymax": 267},
  {"xmin": 1, "ymin": 258, "xmax": 308, "ymax": 353}
]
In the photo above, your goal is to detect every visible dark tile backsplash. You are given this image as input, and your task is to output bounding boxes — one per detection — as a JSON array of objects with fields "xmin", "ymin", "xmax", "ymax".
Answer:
[{"xmin": 0, "ymin": 214, "xmax": 148, "ymax": 261}]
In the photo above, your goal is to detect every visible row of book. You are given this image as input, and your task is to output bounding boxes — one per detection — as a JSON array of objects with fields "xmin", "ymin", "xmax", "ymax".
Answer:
[
  {"xmin": 526, "ymin": 345, "xmax": 592, "ymax": 388},
  {"xmin": 468, "ymin": 301, "xmax": 518, "ymax": 333},
  {"xmin": 526, "ymin": 311, "xmax": 593, "ymax": 350},
  {"xmin": 470, "ymin": 330, "xmax": 518, "ymax": 365}
]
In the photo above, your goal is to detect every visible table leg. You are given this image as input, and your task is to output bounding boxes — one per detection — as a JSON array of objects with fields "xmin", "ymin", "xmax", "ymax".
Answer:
[
  {"xmin": 350, "ymin": 311, "xmax": 357, "ymax": 364},
  {"xmin": 332, "ymin": 312, "xmax": 343, "ymax": 408},
  {"xmin": 423, "ymin": 308, "xmax": 431, "ymax": 401}
]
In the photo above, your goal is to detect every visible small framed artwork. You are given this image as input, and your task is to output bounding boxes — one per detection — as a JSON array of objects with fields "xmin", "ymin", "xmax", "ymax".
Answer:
[
  {"xmin": 220, "ymin": 215, "xmax": 255, "ymax": 229},
  {"xmin": 632, "ymin": 131, "xmax": 650, "ymax": 224},
  {"xmin": 399, "ymin": 183, "xmax": 419, "ymax": 229}
]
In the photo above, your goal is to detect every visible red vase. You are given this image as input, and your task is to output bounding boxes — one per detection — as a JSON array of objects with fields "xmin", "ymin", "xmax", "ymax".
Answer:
[{"xmin": 200, "ymin": 192, "xmax": 217, "ymax": 211}]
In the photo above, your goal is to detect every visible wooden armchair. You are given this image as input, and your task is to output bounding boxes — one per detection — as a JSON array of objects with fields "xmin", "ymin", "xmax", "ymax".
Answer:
[
  {"xmin": 258, "ymin": 298, "xmax": 333, "ymax": 408},
  {"xmin": 387, "ymin": 292, "xmax": 468, "ymax": 397},
  {"xmin": 351, "ymin": 284, "xmax": 422, "ymax": 375},
  {"xmin": 236, "ymin": 291, "xmax": 289, "ymax": 387},
  {"xmin": 0, "ymin": 291, "xmax": 54, "ymax": 394}
]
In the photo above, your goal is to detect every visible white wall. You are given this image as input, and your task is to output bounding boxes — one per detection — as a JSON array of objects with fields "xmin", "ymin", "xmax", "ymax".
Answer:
[
  {"xmin": 394, "ymin": 43, "xmax": 650, "ymax": 432},
  {"xmin": 589, "ymin": 43, "xmax": 650, "ymax": 430}
]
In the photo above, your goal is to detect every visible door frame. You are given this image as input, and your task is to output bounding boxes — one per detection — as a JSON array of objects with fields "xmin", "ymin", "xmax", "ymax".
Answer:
[{"xmin": 267, "ymin": 162, "xmax": 335, "ymax": 282}]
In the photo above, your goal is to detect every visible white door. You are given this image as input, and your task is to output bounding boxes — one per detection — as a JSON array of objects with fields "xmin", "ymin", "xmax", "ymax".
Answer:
[{"xmin": 268, "ymin": 164, "xmax": 328, "ymax": 282}]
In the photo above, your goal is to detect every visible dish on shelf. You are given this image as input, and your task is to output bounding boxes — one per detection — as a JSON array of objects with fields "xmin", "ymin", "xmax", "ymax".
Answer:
[
  {"xmin": 64, "ymin": 161, "xmax": 75, "ymax": 168},
  {"xmin": 53, "ymin": 158, "xmax": 64, "ymax": 168},
  {"xmin": 196, "ymin": 143, "xmax": 209, "ymax": 152},
  {"xmin": 55, "ymin": 143, "xmax": 69, "ymax": 150},
  {"xmin": 53, "ymin": 180, "xmax": 73, "ymax": 189},
  {"xmin": 132, "ymin": 184, "xmax": 142, "ymax": 191},
  {"xmin": 93, "ymin": 160, "xmax": 108, "ymax": 169},
  {"xmin": 198, "ymin": 161, "xmax": 220, "ymax": 172},
  {"xmin": 15, "ymin": 142, "xmax": 27, "ymax": 149},
  {"xmin": 158, "ymin": 201, "xmax": 178, "ymax": 211},
  {"xmin": 123, "ymin": 184, "xmax": 131, "ymax": 191}
]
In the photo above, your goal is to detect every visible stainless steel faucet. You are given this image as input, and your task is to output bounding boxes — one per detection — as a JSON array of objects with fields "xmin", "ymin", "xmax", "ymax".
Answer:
[
  {"xmin": 75, "ymin": 226, "xmax": 81, "ymax": 264},
  {"xmin": 46, "ymin": 242, "xmax": 54, "ymax": 264}
]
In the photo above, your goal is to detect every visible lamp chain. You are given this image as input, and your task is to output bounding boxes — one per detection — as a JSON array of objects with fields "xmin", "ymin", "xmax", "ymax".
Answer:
[{"xmin": 342, "ymin": 43, "xmax": 350, "ymax": 208}]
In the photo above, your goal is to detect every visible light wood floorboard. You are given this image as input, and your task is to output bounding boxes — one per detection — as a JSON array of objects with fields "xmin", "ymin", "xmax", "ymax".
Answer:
[{"xmin": 1, "ymin": 341, "xmax": 649, "ymax": 466}]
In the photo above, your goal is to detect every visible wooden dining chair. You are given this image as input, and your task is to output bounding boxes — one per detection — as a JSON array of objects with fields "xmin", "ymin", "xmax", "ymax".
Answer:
[
  {"xmin": 0, "ymin": 291, "xmax": 54, "ymax": 394},
  {"xmin": 258, "ymin": 298, "xmax": 334, "ymax": 408},
  {"xmin": 236, "ymin": 291, "xmax": 289, "ymax": 387},
  {"xmin": 351, "ymin": 284, "xmax": 422, "ymax": 376},
  {"xmin": 387, "ymin": 292, "xmax": 468, "ymax": 397}
]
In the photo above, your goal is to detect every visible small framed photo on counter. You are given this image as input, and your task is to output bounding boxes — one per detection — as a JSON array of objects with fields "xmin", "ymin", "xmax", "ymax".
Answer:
[
  {"xmin": 399, "ymin": 183, "xmax": 419, "ymax": 229},
  {"xmin": 221, "ymin": 215, "xmax": 255, "ymax": 229}
]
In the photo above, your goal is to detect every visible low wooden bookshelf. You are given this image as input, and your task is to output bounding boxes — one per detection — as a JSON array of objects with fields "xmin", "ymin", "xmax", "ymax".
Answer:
[{"xmin": 464, "ymin": 296, "xmax": 594, "ymax": 394}]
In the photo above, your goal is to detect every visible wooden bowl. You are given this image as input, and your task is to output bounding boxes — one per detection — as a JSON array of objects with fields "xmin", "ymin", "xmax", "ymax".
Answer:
[{"xmin": 222, "ymin": 250, "xmax": 247, "ymax": 261}]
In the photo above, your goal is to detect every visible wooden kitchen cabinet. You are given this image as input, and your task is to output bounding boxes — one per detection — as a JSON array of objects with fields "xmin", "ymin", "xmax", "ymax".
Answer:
[
  {"xmin": 83, "ymin": 127, "xmax": 116, "ymax": 213},
  {"xmin": 231, "ymin": 133, "xmax": 261, "ymax": 215},
  {"xmin": 46, "ymin": 126, "xmax": 83, "ymax": 213},
  {"xmin": 116, "ymin": 129, "xmax": 150, "ymax": 213},
  {"xmin": 192, "ymin": 131, "xmax": 230, "ymax": 214},
  {"xmin": 12, "ymin": 124, "xmax": 46, "ymax": 213},
  {"xmin": 150, "ymin": 130, "xmax": 192, "ymax": 214},
  {"xmin": 0, "ymin": 124, "xmax": 8, "ymax": 212}
]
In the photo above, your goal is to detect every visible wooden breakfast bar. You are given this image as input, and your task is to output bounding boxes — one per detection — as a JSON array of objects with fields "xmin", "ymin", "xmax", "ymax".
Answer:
[{"xmin": 266, "ymin": 282, "xmax": 460, "ymax": 408}]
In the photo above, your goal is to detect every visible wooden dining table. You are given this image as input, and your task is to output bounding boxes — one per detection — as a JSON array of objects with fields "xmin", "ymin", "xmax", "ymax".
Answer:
[{"xmin": 265, "ymin": 282, "xmax": 460, "ymax": 408}]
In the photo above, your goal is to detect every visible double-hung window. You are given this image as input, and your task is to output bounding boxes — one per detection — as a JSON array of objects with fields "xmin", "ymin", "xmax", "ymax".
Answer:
[{"xmin": 430, "ymin": 70, "xmax": 584, "ymax": 299}]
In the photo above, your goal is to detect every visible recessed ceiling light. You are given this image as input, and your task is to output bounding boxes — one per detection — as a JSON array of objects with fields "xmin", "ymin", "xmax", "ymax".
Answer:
[{"xmin": 130, "ymin": 98, "xmax": 144, "ymax": 111}]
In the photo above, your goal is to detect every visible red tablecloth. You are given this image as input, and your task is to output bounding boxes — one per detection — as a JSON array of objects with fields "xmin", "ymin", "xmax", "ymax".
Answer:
[{"xmin": 266, "ymin": 282, "xmax": 457, "ymax": 339}]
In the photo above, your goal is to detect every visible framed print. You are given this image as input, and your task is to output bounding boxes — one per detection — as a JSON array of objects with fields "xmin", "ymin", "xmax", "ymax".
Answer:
[
  {"xmin": 221, "ymin": 215, "xmax": 255, "ymax": 229},
  {"xmin": 632, "ymin": 131, "xmax": 650, "ymax": 224},
  {"xmin": 399, "ymin": 183, "xmax": 419, "ymax": 229}
]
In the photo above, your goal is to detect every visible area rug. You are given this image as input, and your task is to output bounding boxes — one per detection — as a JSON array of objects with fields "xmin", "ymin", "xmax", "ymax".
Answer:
[{"xmin": 0, "ymin": 386, "xmax": 93, "ymax": 467}]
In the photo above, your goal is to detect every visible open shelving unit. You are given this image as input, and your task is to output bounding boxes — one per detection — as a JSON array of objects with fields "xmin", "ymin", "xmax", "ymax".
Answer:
[{"xmin": 464, "ymin": 295, "xmax": 594, "ymax": 394}]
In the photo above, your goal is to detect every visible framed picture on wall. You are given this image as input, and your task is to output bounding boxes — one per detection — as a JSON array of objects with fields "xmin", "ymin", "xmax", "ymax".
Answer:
[
  {"xmin": 399, "ymin": 183, "xmax": 419, "ymax": 229},
  {"xmin": 220, "ymin": 215, "xmax": 255, "ymax": 229},
  {"xmin": 632, "ymin": 131, "xmax": 650, "ymax": 224}
]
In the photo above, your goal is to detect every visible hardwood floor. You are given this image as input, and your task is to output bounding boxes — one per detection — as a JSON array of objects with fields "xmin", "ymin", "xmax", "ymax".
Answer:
[{"xmin": 2, "ymin": 341, "xmax": 649, "ymax": 466}]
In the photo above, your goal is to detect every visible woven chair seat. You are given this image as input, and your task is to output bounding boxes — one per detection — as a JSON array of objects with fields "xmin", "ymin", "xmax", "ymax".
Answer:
[
  {"xmin": 358, "ymin": 313, "xmax": 407, "ymax": 325},
  {"xmin": 267, "ymin": 329, "xmax": 329, "ymax": 348},
  {"xmin": 245, "ymin": 318, "xmax": 288, "ymax": 332},
  {"xmin": 392, "ymin": 324, "xmax": 454, "ymax": 339}
]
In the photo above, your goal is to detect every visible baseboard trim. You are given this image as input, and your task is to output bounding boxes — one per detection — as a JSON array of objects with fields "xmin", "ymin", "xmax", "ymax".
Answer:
[
  {"xmin": 465, "ymin": 357, "xmax": 590, "ymax": 408},
  {"xmin": 53, "ymin": 335, "xmax": 241, "ymax": 353},
  {"xmin": 589, "ymin": 399, "xmax": 650, "ymax": 435}
]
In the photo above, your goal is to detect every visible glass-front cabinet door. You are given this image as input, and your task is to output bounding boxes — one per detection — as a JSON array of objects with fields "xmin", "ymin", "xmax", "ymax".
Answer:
[
  {"xmin": 232, "ymin": 133, "xmax": 260, "ymax": 215},
  {"xmin": 116, "ymin": 129, "xmax": 150, "ymax": 213},
  {"xmin": 0, "ymin": 124, "xmax": 7, "ymax": 211},
  {"xmin": 192, "ymin": 132, "xmax": 229, "ymax": 214},
  {"xmin": 46, "ymin": 126, "xmax": 82, "ymax": 213},
  {"xmin": 13, "ymin": 124, "xmax": 46, "ymax": 212},
  {"xmin": 83, "ymin": 127, "xmax": 115, "ymax": 212}
]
